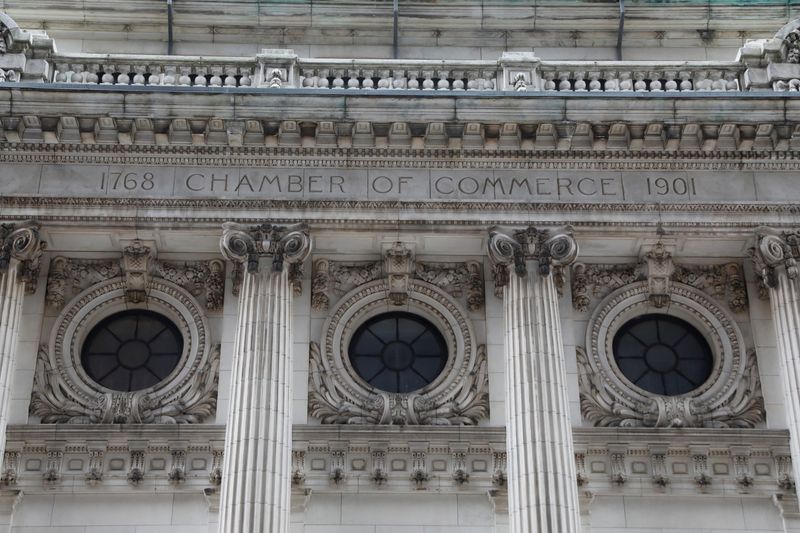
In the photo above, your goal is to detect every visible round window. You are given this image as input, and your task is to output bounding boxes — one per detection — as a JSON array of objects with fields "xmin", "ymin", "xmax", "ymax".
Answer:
[
  {"xmin": 613, "ymin": 314, "xmax": 713, "ymax": 396},
  {"xmin": 348, "ymin": 312, "xmax": 448, "ymax": 393},
  {"xmin": 81, "ymin": 310, "xmax": 184, "ymax": 392}
]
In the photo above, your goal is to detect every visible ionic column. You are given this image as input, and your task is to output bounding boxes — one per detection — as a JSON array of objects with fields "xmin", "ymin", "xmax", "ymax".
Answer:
[
  {"xmin": 752, "ymin": 228, "xmax": 800, "ymax": 491},
  {"xmin": 488, "ymin": 225, "xmax": 581, "ymax": 533},
  {"xmin": 0, "ymin": 222, "xmax": 43, "ymax": 462},
  {"xmin": 218, "ymin": 222, "xmax": 311, "ymax": 533}
]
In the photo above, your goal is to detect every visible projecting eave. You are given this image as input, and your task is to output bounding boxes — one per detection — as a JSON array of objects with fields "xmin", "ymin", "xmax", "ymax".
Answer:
[{"xmin": 2, "ymin": 86, "xmax": 800, "ymax": 152}]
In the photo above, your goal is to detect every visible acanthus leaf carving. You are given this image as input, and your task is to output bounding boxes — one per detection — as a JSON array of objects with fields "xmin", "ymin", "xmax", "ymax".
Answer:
[
  {"xmin": 308, "ymin": 334, "xmax": 489, "ymax": 426},
  {"xmin": 308, "ymin": 341, "xmax": 382, "ymax": 424},
  {"xmin": 572, "ymin": 260, "xmax": 748, "ymax": 314},
  {"xmin": 312, "ymin": 256, "xmax": 483, "ymax": 312},
  {"xmin": 31, "ymin": 343, "xmax": 221, "ymax": 424},
  {"xmin": 578, "ymin": 342, "xmax": 765, "ymax": 428},
  {"xmin": 673, "ymin": 262, "xmax": 748, "ymax": 313},
  {"xmin": 311, "ymin": 259, "xmax": 382, "ymax": 312},
  {"xmin": 571, "ymin": 262, "xmax": 641, "ymax": 312},
  {"xmin": 415, "ymin": 260, "xmax": 484, "ymax": 312},
  {"xmin": 45, "ymin": 255, "xmax": 225, "ymax": 312}
]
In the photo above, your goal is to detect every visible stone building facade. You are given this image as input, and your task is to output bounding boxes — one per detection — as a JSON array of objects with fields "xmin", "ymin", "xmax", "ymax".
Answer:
[{"xmin": 1, "ymin": 1, "xmax": 800, "ymax": 532}]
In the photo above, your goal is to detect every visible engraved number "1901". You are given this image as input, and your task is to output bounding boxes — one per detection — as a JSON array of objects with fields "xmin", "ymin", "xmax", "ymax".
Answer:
[
  {"xmin": 100, "ymin": 172, "xmax": 156, "ymax": 191},
  {"xmin": 646, "ymin": 177, "xmax": 696, "ymax": 196}
]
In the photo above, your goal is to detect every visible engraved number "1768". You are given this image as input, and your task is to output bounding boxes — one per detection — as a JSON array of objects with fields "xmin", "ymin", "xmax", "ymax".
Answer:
[{"xmin": 100, "ymin": 171, "xmax": 156, "ymax": 191}]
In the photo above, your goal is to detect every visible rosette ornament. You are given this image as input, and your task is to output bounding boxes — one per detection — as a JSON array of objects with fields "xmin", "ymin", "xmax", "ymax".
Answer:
[{"xmin": 220, "ymin": 221, "xmax": 311, "ymax": 273}]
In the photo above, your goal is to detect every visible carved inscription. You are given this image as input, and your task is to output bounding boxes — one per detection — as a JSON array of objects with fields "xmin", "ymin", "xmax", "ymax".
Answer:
[{"xmin": 1, "ymin": 163, "xmax": 750, "ymax": 203}]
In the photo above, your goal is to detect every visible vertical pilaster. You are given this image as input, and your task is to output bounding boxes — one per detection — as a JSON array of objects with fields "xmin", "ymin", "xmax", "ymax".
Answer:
[
  {"xmin": 0, "ymin": 222, "xmax": 43, "ymax": 465},
  {"xmin": 752, "ymin": 228, "xmax": 800, "ymax": 493},
  {"xmin": 488, "ymin": 225, "xmax": 580, "ymax": 533},
  {"xmin": 218, "ymin": 222, "xmax": 311, "ymax": 533}
]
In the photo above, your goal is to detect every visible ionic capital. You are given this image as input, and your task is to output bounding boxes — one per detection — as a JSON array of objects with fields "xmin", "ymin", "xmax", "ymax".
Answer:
[
  {"xmin": 750, "ymin": 227, "xmax": 799, "ymax": 289},
  {"xmin": 220, "ymin": 222, "xmax": 311, "ymax": 274},
  {"xmin": 487, "ymin": 225, "xmax": 578, "ymax": 291},
  {"xmin": 0, "ymin": 220, "xmax": 46, "ymax": 292}
]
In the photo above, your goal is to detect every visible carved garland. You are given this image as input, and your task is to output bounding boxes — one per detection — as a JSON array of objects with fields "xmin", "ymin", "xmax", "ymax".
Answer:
[
  {"xmin": 309, "ymin": 278, "xmax": 488, "ymax": 425},
  {"xmin": 578, "ymin": 280, "xmax": 764, "ymax": 428},
  {"xmin": 31, "ymin": 276, "xmax": 219, "ymax": 424},
  {"xmin": 45, "ymin": 255, "xmax": 225, "ymax": 312}
]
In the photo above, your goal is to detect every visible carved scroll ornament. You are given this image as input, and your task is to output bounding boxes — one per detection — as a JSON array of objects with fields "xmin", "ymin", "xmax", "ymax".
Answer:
[
  {"xmin": 0, "ymin": 221, "xmax": 46, "ymax": 293},
  {"xmin": 488, "ymin": 225, "xmax": 578, "ymax": 297}
]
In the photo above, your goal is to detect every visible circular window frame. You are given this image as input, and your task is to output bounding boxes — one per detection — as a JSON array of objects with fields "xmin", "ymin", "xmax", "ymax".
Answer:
[
  {"xmin": 586, "ymin": 280, "xmax": 746, "ymax": 409},
  {"xmin": 316, "ymin": 277, "xmax": 479, "ymax": 420},
  {"xmin": 49, "ymin": 276, "xmax": 210, "ymax": 403},
  {"xmin": 347, "ymin": 311, "xmax": 449, "ymax": 394},
  {"xmin": 81, "ymin": 309, "xmax": 186, "ymax": 393},
  {"xmin": 611, "ymin": 313, "xmax": 714, "ymax": 397}
]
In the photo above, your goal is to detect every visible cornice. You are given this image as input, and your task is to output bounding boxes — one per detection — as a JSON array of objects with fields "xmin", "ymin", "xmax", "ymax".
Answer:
[
  {"xmin": 2, "ymin": 197, "xmax": 800, "ymax": 232},
  {"xmin": 2, "ymin": 141, "xmax": 800, "ymax": 169}
]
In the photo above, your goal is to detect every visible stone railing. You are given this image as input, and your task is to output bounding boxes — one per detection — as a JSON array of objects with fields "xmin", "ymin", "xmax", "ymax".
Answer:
[
  {"xmin": 39, "ymin": 52, "xmax": 749, "ymax": 93},
  {"xmin": 0, "ymin": 45, "xmax": 759, "ymax": 93},
  {"xmin": 536, "ymin": 61, "xmax": 743, "ymax": 92},
  {"xmin": 1, "ymin": 425, "xmax": 793, "ymax": 500},
  {"xmin": 23, "ymin": 41, "xmax": 800, "ymax": 95},
  {"xmin": 51, "ymin": 54, "xmax": 260, "ymax": 88}
]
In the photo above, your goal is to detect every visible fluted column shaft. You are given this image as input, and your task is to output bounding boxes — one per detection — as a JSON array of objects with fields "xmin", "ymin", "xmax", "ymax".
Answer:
[
  {"xmin": 218, "ymin": 222, "xmax": 311, "ymax": 533},
  {"xmin": 753, "ymin": 229, "xmax": 800, "ymax": 490},
  {"xmin": 0, "ymin": 222, "xmax": 43, "ymax": 464},
  {"xmin": 489, "ymin": 226, "xmax": 580, "ymax": 533},
  {"xmin": 0, "ymin": 265, "xmax": 24, "ymax": 462}
]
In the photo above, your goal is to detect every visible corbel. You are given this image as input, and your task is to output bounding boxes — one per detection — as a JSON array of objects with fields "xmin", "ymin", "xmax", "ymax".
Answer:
[
  {"xmin": 409, "ymin": 441, "xmax": 430, "ymax": 486},
  {"xmin": 639, "ymin": 239, "xmax": 676, "ymax": 308},
  {"xmin": 369, "ymin": 442, "xmax": 388, "ymax": 485},
  {"xmin": 120, "ymin": 239, "xmax": 155, "ymax": 304},
  {"xmin": 383, "ymin": 241, "xmax": 415, "ymax": 306},
  {"xmin": 167, "ymin": 441, "xmax": 188, "ymax": 485}
]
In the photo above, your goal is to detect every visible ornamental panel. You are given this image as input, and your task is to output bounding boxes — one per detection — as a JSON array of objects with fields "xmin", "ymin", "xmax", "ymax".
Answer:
[
  {"xmin": 575, "ymin": 249, "xmax": 763, "ymax": 429},
  {"xmin": 308, "ymin": 243, "xmax": 488, "ymax": 425},
  {"xmin": 31, "ymin": 243, "xmax": 221, "ymax": 424}
]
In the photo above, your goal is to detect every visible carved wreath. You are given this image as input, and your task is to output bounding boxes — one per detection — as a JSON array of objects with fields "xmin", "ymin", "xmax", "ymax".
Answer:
[
  {"xmin": 31, "ymin": 276, "xmax": 219, "ymax": 424},
  {"xmin": 308, "ymin": 278, "xmax": 488, "ymax": 425},
  {"xmin": 578, "ymin": 281, "xmax": 764, "ymax": 428}
]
